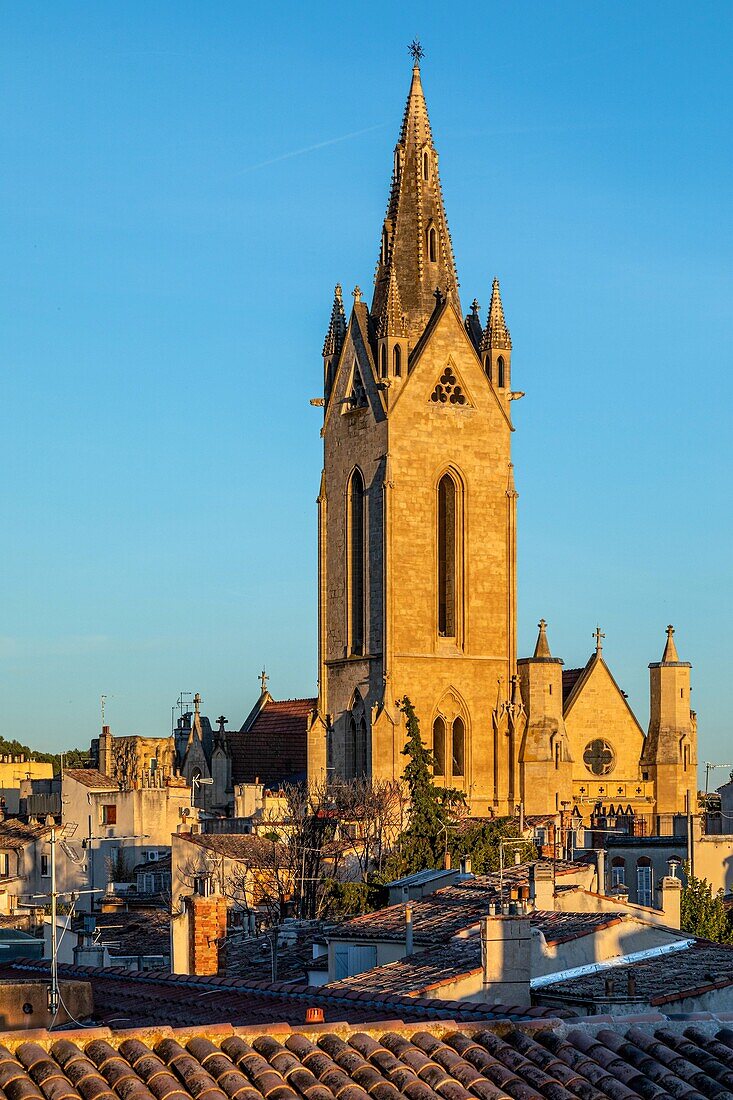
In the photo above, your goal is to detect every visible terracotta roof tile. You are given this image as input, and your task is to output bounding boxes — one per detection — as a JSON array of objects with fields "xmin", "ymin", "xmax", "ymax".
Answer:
[
  {"xmin": 0, "ymin": 819, "xmax": 51, "ymax": 848},
  {"xmin": 63, "ymin": 768, "xmax": 118, "ymax": 789},
  {"xmin": 231, "ymin": 698, "xmax": 316, "ymax": 788}
]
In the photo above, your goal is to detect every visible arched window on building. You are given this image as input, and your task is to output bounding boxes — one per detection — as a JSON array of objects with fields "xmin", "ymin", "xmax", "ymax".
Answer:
[
  {"xmin": 452, "ymin": 717, "xmax": 465, "ymax": 778},
  {"xmin": 348, "ymin": 469, "xmax": 365, "ymax": 655},
  {"xmin": 497, "ymin": 355, "xmax": 505, "ymax": 388},
  {"xmin": 355, "ymin": 717, "xmax": 368, "ymax": 778},
  {"xmin": 637, "ymin": 857, "xmax": 653, "ymax": 907},
  {"xmin": 427, "ymin": 225, "xmax": 437, "ymax": 263},
  {"xmin": 484, "ymin": 355, "xmax": 492, "ymax": 382},
  {"xmin": 381, "ymin": 228, "xmax": 388, "ymax": 265},
  {"xmin": 437, "ymin": 473, "xmax": 458, "ymax": 637},
  {"xmin": 423, "ymin": 150, "xmax": 430, "ymax": 180},
  {"xmin": 611, "ymin": 857, "xmax": 626, "ymax": 888},
  {"xmin": 346, "ymin": 716, "xmax": 356, "ymax": 779},
  {"xmin": 380, "ymin": 344, "xmax": 387, "ymax": 378},
  {"xmin": 432, "ymin": 716, "xmax": 446, "ymax": 776},
  {"xmin": 392, "ymin": 344, "xmax": 402, "ymax": 377}
]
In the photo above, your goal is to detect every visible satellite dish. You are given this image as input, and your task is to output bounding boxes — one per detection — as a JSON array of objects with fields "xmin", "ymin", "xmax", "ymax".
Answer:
[{"xmin": 60, "ymin": 841, "xmax": 82, "ymax": 864}]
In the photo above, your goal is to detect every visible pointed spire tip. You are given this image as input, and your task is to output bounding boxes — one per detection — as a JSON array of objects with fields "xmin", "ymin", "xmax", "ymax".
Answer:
[{"xmin": 533, "ymin": 618, "xmax": 552, "ymax": 659}]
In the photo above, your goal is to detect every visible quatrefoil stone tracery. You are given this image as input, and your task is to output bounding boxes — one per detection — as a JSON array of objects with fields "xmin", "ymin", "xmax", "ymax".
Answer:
[
  {"xmin": 431, "ymin": 367, "xmax": 466, "ymax": 406},
  {"xmin": 583, "ymin": 738, "xmax": 615, "ymax": 776}
]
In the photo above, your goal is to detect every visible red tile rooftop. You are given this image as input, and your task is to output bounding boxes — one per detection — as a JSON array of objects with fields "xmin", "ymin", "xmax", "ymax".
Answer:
[
  {"xmin": 330, "ymin": 863, "xmax": 593, "ymax": 944},
  {"xmin": 1, "ymin": 1012, "xmax": 733, "ymax": 1100}
]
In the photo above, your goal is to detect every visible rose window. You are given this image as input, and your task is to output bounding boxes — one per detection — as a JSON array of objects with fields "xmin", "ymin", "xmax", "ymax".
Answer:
[
  {"xmin": 583, "ymin": 738, "xmax": 615, "ymax": 776},
  {"xmin": 431, "ymin": 367, "xmax": 466, "ymax": 405}
]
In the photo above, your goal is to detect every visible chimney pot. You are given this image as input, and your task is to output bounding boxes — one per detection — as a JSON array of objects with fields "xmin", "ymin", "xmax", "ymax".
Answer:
[{"xmin": 305, "ymin": 1006, "xmax": 324, "ymax": 1024}]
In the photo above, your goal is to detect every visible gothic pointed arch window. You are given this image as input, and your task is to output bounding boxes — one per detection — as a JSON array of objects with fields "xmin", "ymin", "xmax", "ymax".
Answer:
[
  {"xmin": 432, "ymin": 716, "xmax": 446, "ymax": 776},
  {"xmin": 497, "ymin": 355, "xmax": 505, "ymax": 388},
  {"xmin": 422, "ymin": 150, "xmax": 430, "ymax": 180},
  {"xmin": 346, "ymin": 716, "xmax": 356, "ymax": 779},
  {"xmin": 380, "ymin": 344, "xmax": 387, "ymax": 379},
  {"xmin": 427, "ymin": 225, "xmax": 437, "ymax": 263},
  {"xmin": 392, "ymin": 344, "xmax": 402, "ymax": 377},
  {"xmin": 437, "ymin": 472, "xmax": 462, "ymax": 638},
  {"xmin": 484, "ymin": 355, "xmax": 492, "ymax": 382},
  {"xmin": 381, "ymin": 228, "xmax": 388, "ymax": 265},
  {"xmin": 347, "ymin": 469, "xmax": 366, "ymax": 655},
  {"xmin": 452, "ymin": 717, "xmax": 465, "ymax": 777},
  {"xmin": 356, "ymin": 716, "xmax": 368, "ymax": 777}
]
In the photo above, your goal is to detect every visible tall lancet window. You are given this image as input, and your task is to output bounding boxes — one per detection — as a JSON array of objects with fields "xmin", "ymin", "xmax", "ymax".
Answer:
[
  {"xmin": 348, "ymin": 469, "xmax": 366, "ymax": 654},
  {"xmin": 497, "ymin": 355, "xmax": 505, "ymax": 388},
  {"xmin": 437, "ymin": 473, "xmax": 457, "ymax": 638},
  {"xmin": 432, "ymin": 717, "xmax": 446, "ymax": 776},
  {"xmin": 427, "ymin": 225, "xmax": 437, "ymax": 263}
]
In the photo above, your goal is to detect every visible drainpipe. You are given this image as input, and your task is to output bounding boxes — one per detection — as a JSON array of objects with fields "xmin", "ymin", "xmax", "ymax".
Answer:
[{"xmin": 405, "ymin": 902, "xmax": 414, "ymax": 956}]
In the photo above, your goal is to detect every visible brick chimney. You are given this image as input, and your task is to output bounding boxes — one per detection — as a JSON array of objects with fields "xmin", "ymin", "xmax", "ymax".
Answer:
[{"xmin": 188, "ymin": 894, "xmax": 228, "ymax": 975}]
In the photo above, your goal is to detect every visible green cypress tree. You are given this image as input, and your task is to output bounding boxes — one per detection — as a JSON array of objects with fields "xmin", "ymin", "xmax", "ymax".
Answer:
[
  {"xmin": 680, "ymin": 869, "xmax": 733, "ymax": 944},
  {"xmin": 386, "ymin": 696, "xmax": 463, "ymax": 878}
]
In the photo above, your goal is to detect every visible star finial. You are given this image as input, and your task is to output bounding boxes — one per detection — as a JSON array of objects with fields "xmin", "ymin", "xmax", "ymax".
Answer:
[{"xmin": 408, "ymin": 39, "xmax": 424, "ymax": 67}]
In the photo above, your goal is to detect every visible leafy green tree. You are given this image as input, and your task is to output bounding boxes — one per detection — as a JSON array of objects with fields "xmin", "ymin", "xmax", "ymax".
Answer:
[
  {"xmin": 385, "ymin": 697, "xmax": 463, "ymax": 879},
  {"xmin": 449, "ymin": 818, "xmax": 535, "ymax": 875},
  {"xmin": 681, "ymin": 868, "xmax": 733, "ymax": 944}
]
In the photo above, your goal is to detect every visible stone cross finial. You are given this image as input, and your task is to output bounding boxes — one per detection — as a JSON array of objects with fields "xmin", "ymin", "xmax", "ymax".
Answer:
[
  {"xmin": 408, "ymin": 39, "xmax": 425, "ymax": 67},
  {"xmin": 593, "ymin": 626, "xmax": 605, "ymax": 654},
  {"xmin": 352, "ymin": 285, "xmax": 362, "ymax": 303},
  {"xmin": 260, "ymin": 668, "xmax": 269, "ymax": 693},
  {"xmin": 194, "ymin": 692, "xmax": 201, "ymax": 715},
  {"xmin": 666, "ymin": 624, "xmax": 675, "ymax": 642},
  {"xmin": 471, "ymin": 298, "xmax": 480, "ymax": 314}
]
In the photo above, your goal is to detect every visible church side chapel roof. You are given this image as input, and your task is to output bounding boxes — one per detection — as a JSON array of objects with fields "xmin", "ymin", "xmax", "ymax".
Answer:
[
  {"xmin": 330, "ymin": 862, "xmax": 592, "ymax": 944},
  {"xmin": 0, "ymin": 987, "xmax": 732, "ymax": 1098},
  {"xmin": 231, "ymin": 696, "xmax": 317, "ymax": 789}
]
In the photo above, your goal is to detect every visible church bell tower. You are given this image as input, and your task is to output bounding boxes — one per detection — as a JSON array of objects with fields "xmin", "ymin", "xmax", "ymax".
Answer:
[{"xmin": 316, "ymin": 54, "xmax": 521, "ymax": 814}]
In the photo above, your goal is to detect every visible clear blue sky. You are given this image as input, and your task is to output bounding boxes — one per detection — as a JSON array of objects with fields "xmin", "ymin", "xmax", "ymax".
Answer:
[{"xmin": 1, "ymin": 3, "xmax": 731, "ymax": 776}]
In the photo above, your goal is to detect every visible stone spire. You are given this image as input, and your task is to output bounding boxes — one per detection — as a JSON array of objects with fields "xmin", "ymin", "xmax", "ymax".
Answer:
[
  {"xmin": 533, "ymin": 619, "xmax": 552, "ymax": 659},
  {"xmin": 372, "ymin": 60, "xmax": 460, "ymax": 340},
  {"xmin": 661, "ymin": 624, "xmax": 680, "ymax": 663},
  {"xmin": 481, "ymin": 278, "xmax": 512, "ymax": 353},
  {"xmin": 377, "ymin": 265, "xmax": 408, "ymax": 338},
  {"xmin": 322, "ymin": 284, "xmax": 347, "ymax": 357}
]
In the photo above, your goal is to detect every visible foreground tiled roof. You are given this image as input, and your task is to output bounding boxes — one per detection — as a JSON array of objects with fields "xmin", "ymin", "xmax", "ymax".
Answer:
[
  {"xmin": 330, "ymin": 864, "xmax": 592, "ymax": 944},
  {"xmin": 537, "ymin": 938, "xmax": 733, "ymax": 1008},
  {"xmin": 231, "ymin": 698, "xmax": 316, "ymax": 788},
  {"xmin": 327, "ymin": 912, "xmax": 630, "ymax": 997},
  {"xmin": 2, "ymin": 961, "xmax": 560, "ymax": 1028},
  {"xmin": 63, "ymin": 767, "xmax": 118, "ymax": 788},
  {"xmin": 3, "ymin": 1015, "xmax": 733, "ymax": 1099}
]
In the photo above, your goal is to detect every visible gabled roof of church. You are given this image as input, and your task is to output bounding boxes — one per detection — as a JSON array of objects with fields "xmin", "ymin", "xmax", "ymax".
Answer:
[
  {"xmin": 562, "ymin": 650, "xmax": 645, "ymax": 736},
  {"xmin": 231, "ymin": 696, "xmax": 317, "ymax": 789},
  {"xmin": 371, "ymin": 61, "xmax": 460, "ymax": 340}
]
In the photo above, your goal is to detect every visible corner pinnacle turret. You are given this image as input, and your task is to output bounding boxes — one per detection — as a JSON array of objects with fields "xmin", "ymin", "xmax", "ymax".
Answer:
[
  {"xmin": 481, "ymin": 278, "xmax": 512, "ymax": 353},
  {"xmin": 372, "ymin": 57, "xmax": 460, "ymax": 341}
]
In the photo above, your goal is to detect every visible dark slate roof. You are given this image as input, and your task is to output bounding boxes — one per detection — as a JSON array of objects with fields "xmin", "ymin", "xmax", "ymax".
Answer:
[
  {"xmin": 561, "ymin": 667, "xmax": 585, "ymax": 705},
  {"xmin": 1, "ymin": 960, "xmax": 558, "ymax": 1027},
  {"xmin": 330, "ymin": 863, "xmax": 592, "ymax": 944},
  {"xmin": 2, "ymin": 1006, "xmax": 733, "ymax": 1099},
  {"xmin": 231, "ymin": 698, "xmax": 316, "ymax": 788},
  {"xmin": 537, "ymin": 939, "xmax": 733, "ymax": 1008}
]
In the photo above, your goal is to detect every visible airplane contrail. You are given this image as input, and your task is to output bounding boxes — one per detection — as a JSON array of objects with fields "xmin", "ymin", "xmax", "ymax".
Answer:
[{"xmin": 234, "ymin": 122, "xmax": 388, "ymax": 175}]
